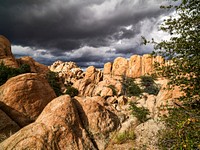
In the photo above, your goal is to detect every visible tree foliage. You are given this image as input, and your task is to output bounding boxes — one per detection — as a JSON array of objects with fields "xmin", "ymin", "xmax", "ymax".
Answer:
[
  {"xmin": 152, "ymin": 0, "xmax": 200, "ymax": 103},
  {"xmin": 145, "ymin": 0, "xmax": 200, "ymax": 149}
]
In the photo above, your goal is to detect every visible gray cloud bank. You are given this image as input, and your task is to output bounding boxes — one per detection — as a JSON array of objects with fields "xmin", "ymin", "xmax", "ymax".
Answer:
[{"xmin": 0, "ymin": 0, "xmax": 175, "ymax": 67}]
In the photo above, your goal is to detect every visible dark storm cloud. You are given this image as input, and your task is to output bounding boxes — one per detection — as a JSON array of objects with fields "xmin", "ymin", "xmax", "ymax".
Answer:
[{"xmin": 1, "ymin": 0, "xmax": 176, "ymax": 67}]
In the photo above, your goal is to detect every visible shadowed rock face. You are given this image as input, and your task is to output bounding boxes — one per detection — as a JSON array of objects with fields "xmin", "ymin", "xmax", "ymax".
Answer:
[
  {"xmin": 0, "ymin": 109, "xmax": 20, "ymax": 142},
  {"xmin": 0, "ymin": 35, "xmax": 18, "ymax": 68},
  {"xmin": 0, "ymin": 73, "xmax": 56, "ymax": 127},
  {"xmin": 74, "ymin": 96, "xmax": 120, "ymax": 150},
  {"xmin": 0, "ymin": 95, "xmax": 98, "ymax": 150}
]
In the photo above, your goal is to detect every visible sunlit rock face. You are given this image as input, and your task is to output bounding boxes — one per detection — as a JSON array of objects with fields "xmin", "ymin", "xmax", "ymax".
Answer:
[
  {"xmin": 106, "ymin": 54, "xmax": 165, "ymax": 79},
  {"xmin": 0, "ymin": 73, "xmax": 56, "ymax": 127},
  {"xmin": 49, "ymin": 60, "xmax": 84, "ymax": 84},
  {"xmin": 0, "ymin": 35, "xmax": 18, "ymax": 68}
]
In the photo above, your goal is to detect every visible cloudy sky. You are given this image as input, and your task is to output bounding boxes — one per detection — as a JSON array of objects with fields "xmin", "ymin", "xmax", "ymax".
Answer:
[{"xmin": 0, "ymin": 0, "xmax": 176, "ymax": 68}]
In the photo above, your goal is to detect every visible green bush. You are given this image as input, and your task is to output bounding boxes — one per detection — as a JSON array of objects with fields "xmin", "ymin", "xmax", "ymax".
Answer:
[
  {"xmin": 158, "ymin": 106, "xmax": 200, "ymax": 150},
  {"xmin": 140, "ymin": 75, "xmax": 160, "ymax": 95},
  {"xmin": 114, "ymin": 130, "xmax": 136, "ymax": 144},
  {"xmin": 143, "ymin": 85, "xmax": 160, "ymax": 95},
  {"xmin": 19, "ymin": 64, "xmax": 31, "ymax": 74},
  {"xmin": 65, "ymin": 86, "xmax": 79, "ymax": 97},
  {"xmin": 46, "ymin": 71, "xmax": 62, "ymax": 96},
  {"xmin": 122, "ymin": 77, "xmax": 142, "ymax": 97},
  {"xmin": 129, "ymin": 102, "xmax": 150, "ymax": 123},
  {"xmin": 0, "ymin": 62, "xmax": 31, "ymax": 86}
]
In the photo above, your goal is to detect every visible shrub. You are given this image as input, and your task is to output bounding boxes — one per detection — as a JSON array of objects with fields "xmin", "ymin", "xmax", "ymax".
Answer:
[
  {"xmin": 143, "ymin": 85, "xmax": 160, "ymax": 95},
  {"xmin": 46, "ymin": 71, "xmax": 62, "ymax": 96},
  {"xmin": 114, "ymin": 130, "xmax": 136, "ymax": 144},
  {"xmin": 122, "ymin": 77, "xmax": 142, "ymax": 97},
  {"xmin": 158, "ymin": 106, "xmax": 200, "ymax": 150},
  {"xmin": 140, "ymin": 75, "xmax": 160, "ymax": 95},
  {"xmin": 140, "ymin": 75, "xmax": 155, "ymax": 87},
  {"xmin": 65, "ymin": 86, "xmax": 79, "ymax": 97},
  {"xmin": 19, "ymin": 64, "xmax": 31, "ymax": 74},
  {"xmin": 129, "ymin": 102, "xmax": 150, "ymax": 123},
  {"xmin": 0, "ymin": 62, "xmax": 31, "ymax": 86}
]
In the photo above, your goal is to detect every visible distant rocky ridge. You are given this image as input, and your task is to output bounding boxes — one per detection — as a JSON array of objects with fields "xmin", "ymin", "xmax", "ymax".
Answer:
[{"xmin": 0, "ymin": 35, "xmax": 182, "ymax": 150}]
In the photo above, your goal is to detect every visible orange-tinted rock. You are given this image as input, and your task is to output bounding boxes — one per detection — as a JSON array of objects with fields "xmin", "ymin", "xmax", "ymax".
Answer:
[
  {"xmin": 93, "ymin": 79, "xmax": 123, "ymax": 97},
  {"xmin": 156, "ymin": 79, "xmax": 183, "ymax": 116},
  {"xmin": 84, "ymin": 83, "xmax": 96, "ymax": 96},
  {"xmin": 49, "ymin": 61, "xmax": 84, "ymax": 85},
  {"xmin": 17, "ymin": 56, "xmax": 49, "ymax": 74},
  {"xmin": 100, "ymin": 87, "xmax": 113, "ymax": 98},
  {"xmin": 0, "ymin": 95, "xmax": 97, "ymax": 150},
  {"xmin": 142, "ymin": 54, "xmax": 153, "ymax": 75},
  {"xmin": 0, "ymin": 73, "xmax": 56, "ymax": 127},
  {"xmin": 0, "ymin": 35, "xmax": 18, "ymax": 68},
  {"xmin": 73, "ymin": 78, "xmax": 92, "ymax": 95},
  {"xmin": 104, "ymin": 62, "xmax": 112, "ymax": 75},
  {"xmin": 103, "ymin": 62, "xmax": 112, "ymax": 80},
  {"xmin": 85, "ymin": 66, "xmax": 103, "ymax": 83},
  {"xmin": 127, "ymin": 55, "xmax": 142, "ymax": 78},
  {"xmin": 74, "ymin": 96, "xmax": 120, "ymax": 150},
  {"xmin": 112, "ymin": 57, "xmax": 128, "ymax": 80}
]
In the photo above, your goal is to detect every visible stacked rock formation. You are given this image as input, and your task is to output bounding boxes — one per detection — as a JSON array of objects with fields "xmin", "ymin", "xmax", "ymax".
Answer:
[
  {"xmin": 49, "ymin": 61, "xmax": 84, "ymax": 84},
  {"xmin": 104, "ymin": 54, "xmax": 165, "ymax": 80},
  {"xmin": 73, "ymin": 54, "xmax": 165, "ymax": 97}
]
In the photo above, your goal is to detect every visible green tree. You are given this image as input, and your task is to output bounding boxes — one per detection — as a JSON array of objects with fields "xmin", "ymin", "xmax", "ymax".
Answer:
[{"xmin": 144, "ymin": 0, "xmax": 200, "ymax": 149}]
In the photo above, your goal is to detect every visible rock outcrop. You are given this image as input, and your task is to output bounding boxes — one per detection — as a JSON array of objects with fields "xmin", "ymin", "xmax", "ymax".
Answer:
[
  {"xmin": 17, "ymin": 56, "xmax": 49, "ymax": 74},
  {"xmin": 105, "ymin": 54, "xmax": 165, "ymax": 79},
  {"xmin": 112, "ymin": 57, "xmax": 128, "ymax": 80},
  {"xmin": 85, "ymin": 66, "xmax": 103, "ymax": 83},
  {"xmin": 49, "ymin": 61, "xmax": 84, "ymax": 84},
  {"xmin": 0, "ymin": 35, "xmax": 18, "ymax": 68},
  {"xmin": 72, "ymin": 54, "xmax": 165, "ymax": 97},
  {"xmin": 0, "ymin": 95, "xmax": 97, "ymax": 150},
  {"xmin": 0, "ymin": 73, "xmax": 56, "ymax": 127}
]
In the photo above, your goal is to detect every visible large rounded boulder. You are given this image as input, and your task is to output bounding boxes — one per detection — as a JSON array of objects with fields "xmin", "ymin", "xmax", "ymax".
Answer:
[{"xmin": 0, "ymin": 73, "xmax": 56, "ymax": 127}]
